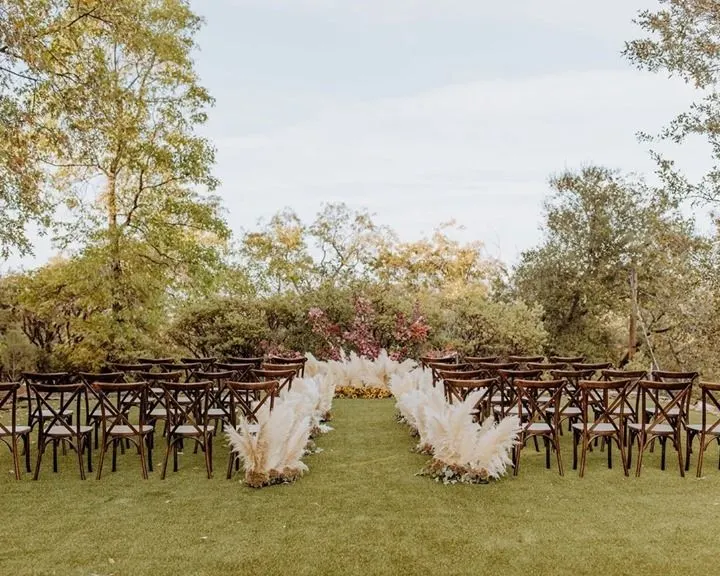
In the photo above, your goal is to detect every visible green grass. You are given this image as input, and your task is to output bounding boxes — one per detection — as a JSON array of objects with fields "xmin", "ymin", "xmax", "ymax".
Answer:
[{"xmin": 2, "ymin": 398, "xmax": 720, "ymax": 576}]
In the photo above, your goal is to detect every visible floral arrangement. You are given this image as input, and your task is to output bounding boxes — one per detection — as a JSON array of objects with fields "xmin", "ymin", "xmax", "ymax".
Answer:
[{"xmin": 389, "ymin": 369, "xmax": 520, "ymax": 484}]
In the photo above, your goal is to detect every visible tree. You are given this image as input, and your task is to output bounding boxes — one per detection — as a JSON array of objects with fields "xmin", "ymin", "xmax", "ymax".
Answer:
[
  {"xmin": 513, "ymin": 166, "xmax": 706, "ymax": 363},
  {"xmin": 624, "ymin": 0, "xmax": 720, "ymax": 203}
]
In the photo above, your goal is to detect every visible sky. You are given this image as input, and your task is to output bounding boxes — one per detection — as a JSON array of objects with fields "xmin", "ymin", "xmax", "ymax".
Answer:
[{"xmin": 6, "ymin": 0, "xmax": 710, "ymax": 270}]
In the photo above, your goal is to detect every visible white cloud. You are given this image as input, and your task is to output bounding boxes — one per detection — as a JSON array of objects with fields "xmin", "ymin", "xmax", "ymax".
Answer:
[{"xmin": 213, "ymin": 69, "xmax": 705, "ymax": 263}]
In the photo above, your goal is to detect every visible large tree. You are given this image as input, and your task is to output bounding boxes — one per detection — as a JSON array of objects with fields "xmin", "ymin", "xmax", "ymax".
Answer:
[{"xmin": 624, "ymin": 0, "xmax": 720, "ymax": 203}]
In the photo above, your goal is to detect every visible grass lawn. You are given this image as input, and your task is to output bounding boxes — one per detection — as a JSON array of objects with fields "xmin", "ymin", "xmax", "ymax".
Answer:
[{"xmin": 2, "ymin": 398, "xmax": 720, "ymax": 576}]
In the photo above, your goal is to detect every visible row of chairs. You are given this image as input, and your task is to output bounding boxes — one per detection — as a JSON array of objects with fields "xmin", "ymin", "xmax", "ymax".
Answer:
[
  {"xmin": 424, "ymin": 356, "xmax": 718, "ymax": 478},
  {"xmin": 0, "ymin": 356, "xmax": 307, "ymax": 481}
]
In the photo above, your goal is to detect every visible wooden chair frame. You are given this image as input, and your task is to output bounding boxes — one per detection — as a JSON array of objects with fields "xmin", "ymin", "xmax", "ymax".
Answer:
[
  {"xmin": 0, "ymin": 383, "xmax": 31, "ymax": 479},
  {"xmin": 444, "ymin": 378, "xmax": 497, "ymax": 421},
  {"xmin": 686, "ymin": 382, "xmax": 720, "ymax": 477}
]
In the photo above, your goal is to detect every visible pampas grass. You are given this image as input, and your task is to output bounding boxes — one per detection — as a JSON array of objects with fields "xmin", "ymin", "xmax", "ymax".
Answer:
[
  {"xmin": 310, "ymin": 349, "xmax": 417, "ymax": 391},
  {"xmin": 390, "ymin": 368, "xmax": 520, "ymax": 483}
]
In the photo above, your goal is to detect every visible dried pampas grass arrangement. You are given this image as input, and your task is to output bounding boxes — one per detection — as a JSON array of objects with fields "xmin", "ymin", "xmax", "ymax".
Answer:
[
  {"xmin": 307, "ymin": 349, "xmax": 417, "ymax": 392},
  {"xmin": 390, "ymin": 369, "xmax": 521, "ymax": 484}
]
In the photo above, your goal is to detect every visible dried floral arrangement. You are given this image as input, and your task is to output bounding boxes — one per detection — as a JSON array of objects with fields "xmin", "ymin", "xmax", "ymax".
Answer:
[{"xmin": 390, "ymin": 369, "xmax": 520, "ymax": 484}]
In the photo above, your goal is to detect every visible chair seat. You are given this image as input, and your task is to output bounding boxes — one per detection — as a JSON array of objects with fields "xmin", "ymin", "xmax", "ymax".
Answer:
[
  {"xmin": 172, "ymin": 425, "xmax": 214, "ymax": 436},
  {"xmin": 627, "ymin": 422, "xmax": 675, "ymax": 434},
  {"xmin": 526, "ymin": 422, "xmax": 551, "ymax": 433},
  {"xmin": 47, "ymin": 425, "xmax": 93, "ymax": 436},
  {"xmin": 571, "ymin": 422, "xmax": 617, "ymax": 434},
  {"xmin": 148, "ymin": 408, "xmax": 168, "ymax": 418},
  {"xmin": 500, "ymin": 407, "xmax": 531, "ymax": 417},
  {"xmin": 645, "ymin": 406, "xmax": 680, "ymax": 416},
  {"xmin": 547, "ymin": 407, "xmax": 581, "ymax": 416},
  {"xmin": 0, "ymin": 425, "xmax": 31, "ymax": 436},
  {"xmin": 39, "ymin": 410, "xmax": 73, "ymax": 419},
  {"xmin": 688, "ymin": 424, "xmax": 720, "ymax": 435},
  {"xmin": 107, "ymin": 424, "xmax": 154, "ymax": 436},
  {"xmin": 207, "ymin": 408, "xmax": 227, "ymax": 417}
]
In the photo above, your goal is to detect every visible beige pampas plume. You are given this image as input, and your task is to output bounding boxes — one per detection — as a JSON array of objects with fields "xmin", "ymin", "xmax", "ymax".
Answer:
[{"xmin": 226, "ymin": 401, "xmax": 312, "ymax": 488}]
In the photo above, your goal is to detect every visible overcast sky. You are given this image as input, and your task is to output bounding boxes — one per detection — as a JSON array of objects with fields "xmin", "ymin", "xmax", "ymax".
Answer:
[{"xmin": 6, "ymin": 0, "xmax": 710, "ymax": 270}]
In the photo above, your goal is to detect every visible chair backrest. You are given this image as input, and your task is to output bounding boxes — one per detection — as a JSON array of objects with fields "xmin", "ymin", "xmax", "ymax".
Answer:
[
  {"xmin": 109, "ymin": 363, "xmax": 153, "ymax": 378},
  {"xmin": 514, "ymin": 379, "xmax": 565, "ymax": 427},
  {"xmin": 93, "ymin": 381, "xmax": 150, "ymax": 434},
  {"xmin": 78, "ymin": 372, "xmax": 125, "ymax": 385},
  {"xmin": 136, "ymin": 357, "xmax": 174, "ymax": 366},
  {"xmin": 444, "ymin": 378, "xmax": 496, "ymax": 419},
  {"xmin": 22, "ymin": 372, "xmax": 70, "ymax": 385},
  {"xmin": 549, "ymin": 369, "xmax": 595, "ymax": 412},
  {"xmin": 225, "ymin": 380, "xmax": 279, "ymax": 424},
  {"xmin": 570, "ymin": 362, "xmax": 613, "ymax": 375},
  {"xmin": 698, "ymin": 382, "xmax": 720, "ymax": 438},
  {"xmin": 637, "ymin": 380, "xmax": 692, "ymax": 433},
  {"xmin": 226, "ymin": 356, "xmax": 264, "ymax": 367},
  {"xmin": 181, "ymin": 357, "xmax": 217, "ymax": 369},
  {"xmin": 160, "ymin": 381, "xmax": 211, "ymax": 433},
  {"xmin": 651, "ymin": 370, "xmax": 699, "ymax": 384},
  {"xmin": 0, "ymin": 382, "xmax": 20, "ymax": 436},
  {"xmin": 548, "ymin": 355, "xmax": 585, "ymax": 365},
  {"xmin": 252, "ymin": 368, "xmax": 296, "ymax": 392},
  {"xmin": 601, "ymin": 369, "xmax": 647, "ymax": 381},
  {"xmin": 261, "ymin": 362, "xmax": 304, "ymax": 376},
  {"xmin": 214, "ymin": 363, "xmax": 254, "ymax": 380},
  {"xmin": 29, "ymin": 381, "xmax": 86, "ymax": 436},
  {"xmin": 268, "ymin": 355, "xmax": 307, "ymax": 365},
  {"xmin": 507, "ymin": 355, "xmax": 545, "ymax": 366},
  {"xmin": 473, "ymin": 362, "xmax": 519, "ymax": 376},
  {"xmin": 437, "ymin": 368, "xmax": 486, "ymax": 381},
  {"xmin": 527, "ymin": 362, "xmax": 567, "ymax": 373},
  {"xmin": 194, "ymin": 370, "xmax": 234, "ymax": 383},
  {"xmin": 139, "ymin": 370, "xmax": 183, "ymax": 383},
  {"xmin": 464, "ymin": 356, "xmax": 499, "ymax": 365},
  {"xmin": 419, "ymin": 354, "xmax": 457, "ymax": 369},
  {"xmin": 577, "ymin": 379, "xmax": 631, "ymax": 436}
]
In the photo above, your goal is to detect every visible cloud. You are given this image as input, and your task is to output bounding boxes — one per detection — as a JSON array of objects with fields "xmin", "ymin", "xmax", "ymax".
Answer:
[{"xmin": 213, "ymin": 69, "xmax": 703, "ymax": 263}]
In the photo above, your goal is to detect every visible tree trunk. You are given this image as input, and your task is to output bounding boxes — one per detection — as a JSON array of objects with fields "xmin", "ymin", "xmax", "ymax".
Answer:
[
  {"xmin": 106, "ymin": 172, "xmax": 123, "ymax": 355},
  {"xmin": 628, "ymin": 267, "xmax": 638, "ymax": 361}
]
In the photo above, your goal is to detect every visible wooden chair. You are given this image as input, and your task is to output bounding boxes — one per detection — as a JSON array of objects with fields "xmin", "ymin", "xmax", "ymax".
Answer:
[
  {"xmin": 496, "ymin": 369, "xmax": 542, "ymax": 419},
  {"xmin": 426, "ymin": 362, "xmax": 473, "ymax": 387},
  {"xmin": 686, "ymin": 382, "xmax": 720, "ymax": 477},
  {"xmin": 0, "ymin": 382, "xmax": 32, "ymax": 479},
  {"xmin": 572, "ymin": 379, "xmax": 631, "ymax": 477},
  {"xmin": 93, "ymin": 381, "xmax": 154, "ymax": 479},
  {"xmin": 527, "ymin": 362, "xmax": 567, "ymax": 375},
  {"xmin": 419, "ymin": 354, "xmax": 457, "ymax": 369},
  {"xmin": 195, "ymin": 370, "xmax": 235, "ymax": 434},
  {"xmin": 226, "ymin": 356, "xmax": 264, "ymax": 368},
  {"xmin": 513, "ymin": 379, "xmax": 565, "ymax": 475},
  {"xmin": 136, "ymin": 358, "xmax": 174, "ymax": 371},
  {"xmin": 225, "ymin": 380, "xmax": 279, "ymax": 479},
  {"xmin": 160, "ymin": 362, "xmax": 201, "ymax": 381},
  {"xmin": 444, "ymin": 378, "xmax": 497, "ymax": 421},
  {"xmin": 215, "ymin": 362, "xmax": 255, "ymax": 381},
  {"xmin": 600, "ymin": 369, "xmax": 647, "ymax": 439},
  {"xmin": 507, "ymin": 355, "xmax": 545, "ymax": 368},
  {"xmin": 142, "ymin": 371, "xmax": 183, "ymax": 439},
  {"xmin": 570, "ymin": 362, "xmax": 613, "ymax": 378},
  {"xmin": 181, "ymin": 357, "xmax": 217, "ymax": 371},
  {"xmin": 160, "ymin": 381, "xmax": 213, "ymax": 479},
  {"xmin": 78, "ymin": 371, "xmax": 125, "ymax": 449},
  {"xmin": 29, "ymin": 381, "xmax": 93, "ymax": 479},
  {"xmin": 252, "ymin": 367, "xmax": 297, "ymax": 393},
  {"xmin": 438, "ymin": 368, "xmax": 486, "ymax": 401},
  {"xmin": 268, "ymin": 355, "xmax": 308, "ymax": 376},
  {"xmin": 109, "ymin": 363, "xmax": 153, "ymax": 381},
  {"xmin": 22, "ymin": 372, "xmax": 71, "ymax": 431},
  {"xmin": 464, "ymin": 356, "xmax": 499, "ymax": 366},
  {"xmin": 548, "ymin": 369, "xmax": 594, "ymax": 433},
  {"xmin": 628, "ymin": 380, "xmax": 692, "ymax": 477},
  {"xmin": 548, "ymin": 355, "xmax": 585, "ymax": 365}
]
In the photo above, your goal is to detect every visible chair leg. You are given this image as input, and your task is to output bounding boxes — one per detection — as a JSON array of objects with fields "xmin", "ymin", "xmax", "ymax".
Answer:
[
  {"xmin": 572, "ymin": 430, "xmax": 578, "ymax": 470},
  {"xmin": 675, "ymin": 433, "xmax": 685, "ymax": 478},
  {"xmin": 204, "ymin": 437, "xmax": 212, "ymax": 479},
  {"xmin": 579, "ymin": 437, "xmax": 589, "ymax": 478},
  {"xmin": 544, "ymin": 436, "xmax": 550, "ymax": 469},
  {"xmin": 617, "ymin": 436, "xmax": 629, "ymax": 477},
  {"xmin": 33, "ymin": 440, "xmax": 44, "ymax": 480},
  {"xmin": 173, "ymin": 442, "xmax": 179, "ymax": 472},
  {"xmin": 139, "ymin": 436, "xmax": 149, "ymax": 480},
  {"xmin": 685, "ymin": 430, "xmax": 693, "ymax": 472},
  {"xmin": 96, "ymin": 437, "xmax": 107, "ymax": 480},
  {"xmin": 161, "ymin": 438, "xmax": 173, "ymax": 480},
  {"xmin": 86, "ymin": 435, "xmax": 92, "ymax": 473},
  {"xmin": 635, "ymin": 436, "xmax": 645, "ymax": 477},
  {"xmin": 227, "ymin": 451, "xmax": 235, "ymax": 479},
  {"xmin": 660, "ymin": 437, "xmax": 667, "ymax": 471},
  {"xmin": 112, "ymin": 439, "xmax": 118, "ymax": 472},
  {"xmin": 76, "ymin": 439, "xmax": 86, "ymax": 480},
  {"xmin": 554, "ymin": 433, "xmax": 564, "ymax": 476},
  {"xmin": 607, "ymin": 438, "xmax": 612, "ymax": 469},
  {"xmin": 23, "ymin": 434, "xmax": 31, "ymax": 473},
  {"xmin": 52, "ymin": 440, "xmax": 58, "ymax": 473},
  {"xmin": 147, "ymin": 434, "xmax": 154, "ymax": 473},
  {"xmin": 11, "ymin": 437, "xmax": 21, "ymax": 480}
]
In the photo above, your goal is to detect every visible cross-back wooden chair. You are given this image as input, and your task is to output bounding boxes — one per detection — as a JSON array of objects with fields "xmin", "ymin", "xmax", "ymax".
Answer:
[
  {"xmin": 78, "ymin": 371, "xmax": 125, "ymax": 449},
  {"xmin": 646, "ymin": 371, "xmax": 696, "ymax": 451},
  {"xmin": 464, "ymin": 356, "xmax": 499, "ymax": 366},
  {"xmin": 527, "ymin": 362, "xmax": 567, "ymax": 376},
  {"xmin": 686, "ymin": 382, "xmax": 720, "ymax": 477},
  {"xmin": 0, "ymin": 382, "xmax": 32, "ymax": 479},
  {"xmin": 225, "ymin": 380, "xmax": 279, "ymax": 479},
  {"xmin": 507, "ymin": 355, "xmax": 545, "ymax": 368},
  {"xmin": 572, "ymin": 379, "xmax": 631, "ymax": 477},
  {"xmin": 215, "ymin": 362, "xmax": 255, "ymax": 381},
  {"xmin": 495, "ymin": 369, "xmax": 543, "ymax": 419},
  {"xmin": 22, "ymin": 372, "xmax": 71, "ymax": 431},
  {"xmin": 195, "ymin": 370, "xmax": 235, "ymax": 434},
  {"xmin": 427, "ymin": 362, "xmax": 472, "ymax": 387},
  {"xmin": 253, "ymin": 366, "xmax": 299, "ymax": 393},
  {"xmin": 628, "ymin": 380, "xmax": 692, "ymax": 477},
  {"xmin": 513, "ymin": 379, "xmax": 565, "ymax": 475},
  {"xmin": 268, "ymin": 355, "xmax": 308, "ymax": 376},
  {"xmin": 136, "ymin": 358, "xmax": 174, "ymax": 372},
  {"xmin": 419, "ymin": 354, "xmax": 457, "ymax": 369},
  {"xmin": 160, "ymin": 362, "xmax": 201, "ymax": 382},
  {"xmin": 444, "ymin": 378, "xmax": 497, "ymax": 421},
  {"xmin": 181, "ymin": 357, "xmax": 217, "ymax": 371},
  {"xmin": 570, "ymin": 362, "xmax": 613, "ymax": 378},
  {"xmin": 548, "ymin": 355, "xmax": 585, "ymax": 365},
  {"xmin": 93, "ymin": 381, "xmax": 154, "ymax": 479},
  {"xmin": 600, "ymin": 369, "xmax": 647, "ymax": 435},
  {"xmin": 226, "ymin": 356, "xmax": 264, "ymax": 368},
  {"xmin": 261, "ymin": 362, "xmax": 304, "ymax": 377},
  {"xmin": 109, "ymin": 363, "xmax": 153, "ymax": 382},
  {"xmin": 159, "ymin": 380, "xmax": 213, "ymax": 479},
  {"xmin": 29, "ymin": 381, "xmax": 93, "ymax": 479},
  {"xmin": 438, "ymin": 368, "xmax": 486, "ymax": 401},
  {"xmin": 142, "ymin": 371, "xmax": 183, "ymax": 437},
  {"xmin": 548, "ymin": 369, "xmax": 594, "ymax": 433}
]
